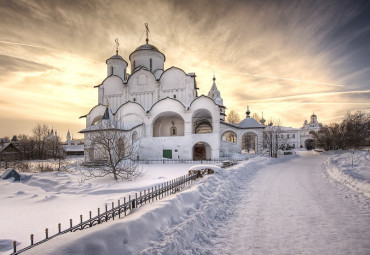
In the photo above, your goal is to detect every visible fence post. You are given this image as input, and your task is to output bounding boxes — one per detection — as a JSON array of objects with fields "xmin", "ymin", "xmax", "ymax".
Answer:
[
  {"xmin": 148, "ymin": 188, "xmax": 150, "ymax": 203},
  {"xmin": 135, "ymin": 193, "xmax": 138, "ymax": 208},
  {"xmin": 89, "ymin": 211, "xmax": 92, "ymax": 227},
  {"xmin": 152, "ymin": 187, "xmax": 154, "ymax": 202},
  {"xmin": 70, "ymin": 219, "xmax": 73, "ymax": 232},
  {"xmin": 13, "ymin": 241, "xmax": 16, "ymax": 253},
  {"xmin": 123, "ymin": 197, "xmax": 126, "ymax": 216},
  {"xmin": 112, "ymin": 202, "xmax": 115, "ymax": 220},
  {"xmin": 155, "ymin": 186, "xmax": 157, "ymax": 201},
  {"xmin": 105, "ymin": 205, "xmax": 108, "ymax": 221},
  {"xmin": 80, "ymin": 215, "xmax": 83, "ymax": 230},
  {"xmin": 98, "ymin": 208, "xmax": 100, "ymax": 224},
  {"xmin": 144, "ymin": 190, "xmax": 146, "ymax": 204},
  {"xmin": 30, "ymin": 234, "xmax": 34, "ymax": 245},
  {"xmin": 45, "ymin": 228, "xmax": 48, "ymax": 239},
  {"xmin": 58, "ymin": 223, "xmax": 61, "ymax": 233},
  {"xmin": 129, "ymin": 195, "xmax": 131, "ymax": 210},
  {"xmin": 118, "ymin": 200, "xmax": 121, "ymax": 218},
  {"xmin": 140, "ymin": 191, "xmax": 142, "ymax": 205}
]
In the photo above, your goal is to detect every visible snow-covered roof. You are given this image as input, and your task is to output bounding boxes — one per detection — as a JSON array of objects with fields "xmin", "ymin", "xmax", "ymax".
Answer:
[
  {"xmin": 64, "ymin": 145, "xmax": 84, "ymax": 152},
  {"xmin": 235, "ymin": 117, "xmax": 264, "ymax": 128}
]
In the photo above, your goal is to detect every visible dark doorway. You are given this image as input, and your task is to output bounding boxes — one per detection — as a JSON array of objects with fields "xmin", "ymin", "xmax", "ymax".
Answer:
[{"xmin": 305, "ymin": 139, "xmax": 314, "ymax": 150}]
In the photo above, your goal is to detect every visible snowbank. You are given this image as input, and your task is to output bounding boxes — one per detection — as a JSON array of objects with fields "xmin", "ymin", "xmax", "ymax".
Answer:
[
  {"xmin": 323, "ymin": 151, "xmax": 370, "ymax": 198},
  {"xmin": 0, "ymin": 163, "xmax": 207, "ymax": 254}
]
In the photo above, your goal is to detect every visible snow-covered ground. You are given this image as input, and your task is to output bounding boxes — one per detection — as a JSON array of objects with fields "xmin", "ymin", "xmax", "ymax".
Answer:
[
  {"xmin": 323, "ymin": 150, "xmax": 370, "ymax": 199},
  {"xmin": 0, "ymin": 159, "xmax": 204, "ymax": 254},
  {"xmin": 1, "ymin": 151, "xmax": 369, "ymax": 254}
]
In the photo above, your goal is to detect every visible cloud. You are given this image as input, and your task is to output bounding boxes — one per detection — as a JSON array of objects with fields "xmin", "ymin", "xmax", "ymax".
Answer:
[
  {"xmin": 0, "ymin": 0, "xmax": 369, "ymax": 137},
  {"xmin": 0, "ymin": 54, "xmax": 53, "ymax": 74}
]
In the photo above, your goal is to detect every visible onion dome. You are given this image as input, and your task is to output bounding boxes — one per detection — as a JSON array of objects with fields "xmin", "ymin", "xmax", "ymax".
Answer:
[
  {"xmin": 260, "ymin": 112, "xmax": 266, "ymax": 125},
  {"xmin": 246, "ymin": 105, "xmax": 251, "ymax": 118},
  {"xmin": 129, "ymin": 43, "xmax": 165, "ymax": 61}
]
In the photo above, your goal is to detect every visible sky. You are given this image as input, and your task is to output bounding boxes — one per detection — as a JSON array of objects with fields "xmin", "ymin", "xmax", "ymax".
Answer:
[{"xmin": 0, "ymin": 0, "xmax": 369, "ymax": 140}]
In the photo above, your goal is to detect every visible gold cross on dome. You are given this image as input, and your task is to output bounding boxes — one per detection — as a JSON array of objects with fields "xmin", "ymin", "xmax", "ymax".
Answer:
[
  {"xmin": 144, "ymin": 23, "xmax": 150, "ymax": 44},
  {"xmin": 115, "ymin": 38, "xmax": 119, "ymax": 55}
]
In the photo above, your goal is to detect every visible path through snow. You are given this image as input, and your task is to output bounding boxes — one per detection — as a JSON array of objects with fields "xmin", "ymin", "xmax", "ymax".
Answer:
[{"xmin": 146, "ymin": 152, "xmax": 370, "ymax": 254}]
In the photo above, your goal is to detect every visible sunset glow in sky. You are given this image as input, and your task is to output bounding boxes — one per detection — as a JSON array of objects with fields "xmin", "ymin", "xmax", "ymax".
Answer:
[{"xmin": 1, "ymin": 0, "xmax": 369, "ymax": 139}]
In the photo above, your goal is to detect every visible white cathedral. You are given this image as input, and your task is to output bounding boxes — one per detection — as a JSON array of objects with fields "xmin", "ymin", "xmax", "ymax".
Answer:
[{"xmin": 79, "ymin": 33, "xmax": 320, "ymax": 162}]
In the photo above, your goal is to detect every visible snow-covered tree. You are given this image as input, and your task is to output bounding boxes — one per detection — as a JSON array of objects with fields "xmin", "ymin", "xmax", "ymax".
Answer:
[{"xmin": 226, "ymin": 110, "xmax": 241, "ymax": 124}]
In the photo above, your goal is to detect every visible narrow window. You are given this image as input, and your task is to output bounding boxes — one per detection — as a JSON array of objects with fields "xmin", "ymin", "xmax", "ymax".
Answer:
[
  {"xmin": 287, "ymin": 134, "xmax": 290, "ymax": 139},
  {"xmin": 292, "ymin": 134, "xmax": 295, "ymax": 138},
  {"xmin": 133, "ymin": 98, "xmax": 136, "ymax": 102},
  {"xmin": 174, "ymin": 94, "xmax": 176, "ymax": 99},
  {"xmin": 171, "ymin": 127, "xmax": 177, "ymax": 136},
  {"xmin": 150, "ymin": 58, "xmax": 152, "ymax": 72}
]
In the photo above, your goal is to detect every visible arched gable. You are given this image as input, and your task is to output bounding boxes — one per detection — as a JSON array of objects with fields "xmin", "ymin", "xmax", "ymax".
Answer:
[
  {"xmin": 115, "ymin": 101, "xmax": 146, "ymax": 120},
  {"xmin": 189, "ymin": 96, "xmax": 220, "ymax": 120},
  {"xmin": 85, "ymin": 104, "xmax": 106, "ymax": 127},
  {"xmin": 102, "ymin": 75, "xmax": 124, "ymax": 96},
  {"xmin": 126, "ymin": 68, "xmax": 157, "ymax": 91},
  {"xmin": 148, "ymin": 97, "xmax": 187, "ymax": 125},
  {"xmin": 159, "ymin": 66, "xmax": 191, "ymax": 91}
]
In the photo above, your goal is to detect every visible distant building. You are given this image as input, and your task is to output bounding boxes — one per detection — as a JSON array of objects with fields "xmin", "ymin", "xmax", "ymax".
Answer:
[
  {"xmin": 0, "ymin": 142, "xmax": 22, "ymax": 162},
  {"xmin": 300, "ymin": 113, "xmax": 322, "ymax": 150},
  {"xmin": 63, "ymin": 130, "xmax": 84, "ymax": 155}
]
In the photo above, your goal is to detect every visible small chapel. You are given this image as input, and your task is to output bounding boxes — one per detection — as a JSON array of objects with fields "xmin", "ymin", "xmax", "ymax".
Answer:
[{"xmin": 79, "ymin": 27, "xmax": 265, "ymax": 162}]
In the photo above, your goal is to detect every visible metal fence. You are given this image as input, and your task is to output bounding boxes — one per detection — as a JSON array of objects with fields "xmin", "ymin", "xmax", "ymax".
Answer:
[
  {"xmin": 135, "ymin": 157, "xmax": 245, "ymax": 164},
  {"xmin": 10, "ymin": 173, "xmax": 199, "ymax": 254}
]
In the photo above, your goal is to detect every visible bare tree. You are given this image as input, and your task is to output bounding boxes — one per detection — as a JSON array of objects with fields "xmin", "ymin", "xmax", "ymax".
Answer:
[
  {"xmin": 83, "ymin": 123, "xmax": 143, "ymax": 181},
  {"xmin": 226, "ymin": 110, "xmax": 241, "ymax": 124},
  {"xmin": 32, "ymin": 123, "xmax": 49, "ymax": 159},
  {"xmin": 263, "ymin": 121, "xmax": 287, "ymax": 158},
  {"xmin": 312, "ymin": 111, "xmax": 369, "ymax": 150},
  {"xmin": 242, "ymin": 133, "xmax": 256, "ymax": 153},
  {"xmin": 343, "ymin": 111, "xmax": 370, "ymax": 149},
  {"xmin": 252, "ymin": 113, "xmax": 261, "ymax": 122}
]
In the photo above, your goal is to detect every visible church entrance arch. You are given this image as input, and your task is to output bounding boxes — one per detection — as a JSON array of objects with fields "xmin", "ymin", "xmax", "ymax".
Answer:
[
  {"xmin": 193, "ymin": 142, "xmax": 211, "ymax": 160},
  {"xmin": 153, "ymin": 112, "xmax": 184, "ymax": 137},
  {"xmin": 242, "ymin": 131, "xmax": 258, "ymax": 154},
  {"xmin": 305, "ymin": 139, "xmax": 314, "ymax": 150}
]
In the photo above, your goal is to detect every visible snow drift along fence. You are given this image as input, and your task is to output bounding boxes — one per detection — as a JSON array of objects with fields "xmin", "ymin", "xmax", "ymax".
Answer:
[{"xmin": 10, "ymin": 173, "xmax": 199, "ymax": 255}]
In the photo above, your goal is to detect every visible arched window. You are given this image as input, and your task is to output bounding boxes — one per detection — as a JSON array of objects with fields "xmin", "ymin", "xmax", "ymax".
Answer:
[
  {"xmin": 117, "ymin": 138, "xmax": 125, "ymax": 158},
  {"xmin": 132, "ymin": 131, "xmax": 138, "ymax": 143},
  {"xmin": 222, "ymin": 131, "xmax": 237, "ymax": 143}
]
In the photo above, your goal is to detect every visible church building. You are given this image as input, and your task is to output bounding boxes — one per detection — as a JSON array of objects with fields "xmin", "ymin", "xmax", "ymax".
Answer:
[{"xmin": 79, "ymin": 30, "xmax": 265, "ymax": 162}]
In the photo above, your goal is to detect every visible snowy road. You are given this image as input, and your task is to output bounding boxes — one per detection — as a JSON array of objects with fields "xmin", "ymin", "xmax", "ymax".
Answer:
[{"xmin": 147, "ymin": 152, "xmax": 370, "ymax": 254}]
